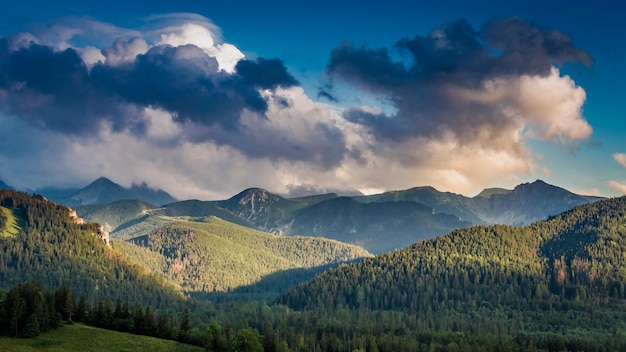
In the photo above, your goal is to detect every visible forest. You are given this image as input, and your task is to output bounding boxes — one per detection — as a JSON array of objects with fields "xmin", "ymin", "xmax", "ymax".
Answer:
[{"xmin": 2, "ymin": 189, "xmax": 626, "ymax": 351}]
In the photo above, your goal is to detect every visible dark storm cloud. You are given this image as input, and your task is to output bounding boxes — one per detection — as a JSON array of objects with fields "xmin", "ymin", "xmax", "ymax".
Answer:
[
  {"xmin": 324, "ymin": 17, "xmax": 592, "ymax": 143},
  {"xmin": 0, "ymin": 36, "xmax": 298, "ymax": 135},
  {"xmin": 0, "ymin": 38, "xmax": 142, "ymax": 135},
  {"xmin": 235, "ymin": 57, "xmax": 299, "ymax": 89}
]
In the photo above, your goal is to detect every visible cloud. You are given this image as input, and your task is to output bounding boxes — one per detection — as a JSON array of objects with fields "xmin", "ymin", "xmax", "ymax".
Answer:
[
  {"xmin": 318, "ymin": 17, "xmax": 592, "ymax": 193},
  {"xmin": 0, "ymin": 16, "xmax": 346, "ymax": 169},
  {"xmin": 614, "ymin": 153, "xmax": 626, "ymax": 168},
  {"xmin": 0, "ymin": 39, "xmax": 144, "ymax": 135},
  {"xmin": 0, "ymin": 15, "xmax": 597, "ymax": 199},
  {"xmin": 325, "ymin": 17, "xmax": 591, "ymax": 145},
  {"xmin": 609, "ymin": 180, "xmax": 626, "ymax": 195}
]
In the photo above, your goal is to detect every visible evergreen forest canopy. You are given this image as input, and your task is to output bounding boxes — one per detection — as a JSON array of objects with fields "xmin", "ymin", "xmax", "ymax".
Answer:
[
  {"xmin": 0, "ymin": 190, "xmax": 185, "ymax": 310},
  {"xmin": 116, "ymin": 217, "xmax": 370, "ymax": 295}
]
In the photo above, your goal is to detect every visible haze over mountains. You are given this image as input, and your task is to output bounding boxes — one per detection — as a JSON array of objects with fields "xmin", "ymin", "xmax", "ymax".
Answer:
[
  {"xmin": 72, "ymin": 178, "xmax": 603, "ymax": 253},
  {"xmin": 36, "ymin": 177, "xmax": 177, "ymax": 207}
]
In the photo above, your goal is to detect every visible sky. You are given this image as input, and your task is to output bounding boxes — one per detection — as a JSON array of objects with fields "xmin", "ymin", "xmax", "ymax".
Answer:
[{"xmin": 0, "ymin": 0, "xmax": 625, "ymax": 200}]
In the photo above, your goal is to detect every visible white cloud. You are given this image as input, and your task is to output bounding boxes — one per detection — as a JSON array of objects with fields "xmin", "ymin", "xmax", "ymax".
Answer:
[
  {"xmin": 80, "ymin": 46, "xmax": 105, "ymax": 66},
  {"xmin": 571, "ymin": 188, "xmax": 603, "ymax": 197},
  {"xmin": 450, "ymin": 67, "xmax": 591, "ymax": 144},
  {"xmin": 614, "ymin": 153, "xmax": 626, "ymax": 168},
  {"xmin": 156, "ymin": 22, "xmax": 244, "ymax": 73},
  {"xmin": 609, "ymin": 180, "xmax": 626, "ymax": 195},
  {"xmin": 102, "ymin": 37, "xmax": 149, "ymax": 66}
]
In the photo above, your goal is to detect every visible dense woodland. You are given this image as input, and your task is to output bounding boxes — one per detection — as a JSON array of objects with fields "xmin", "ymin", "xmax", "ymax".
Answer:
[
  {"xmin": 0, "ymin": 190, "xmax": 185, "ymax": 310},
  {"xmin": 3, "ymin": 189, "xmax": 626, "ymax": 351},
  {"xmin": 116, "ymin": 217, "xmax": 369, "ymax": 294}
]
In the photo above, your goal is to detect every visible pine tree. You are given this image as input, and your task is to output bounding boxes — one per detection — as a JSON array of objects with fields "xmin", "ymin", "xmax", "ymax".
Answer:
[
  {"xmin": 75, "ymin": 292, "xmax": 87, "ymax": 322},
  {"xmin": 63, "ymin": 286, "xmax": 75, "ymax": 322},
  {"xmin": 157, "ymin": 310, "xmax": 173, "ymax": 340},
  {"xmin": 8, "ymin": 288, "xmax": 26, "ymax": 337},
  {"xmin": 178, "ymin": 308, "xmax": 191, "ymax": 343},
  {"xmin": 23, "ymin": 313, "xmax": 41, "ymax": 338}
]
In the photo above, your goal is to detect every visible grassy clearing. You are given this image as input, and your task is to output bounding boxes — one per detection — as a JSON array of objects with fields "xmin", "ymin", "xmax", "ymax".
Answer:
[
  {"xmin": 0, "ymin": 206, "xmax": 22, "ymax": 237},
  {"xmin": 0, "ymin": 323, "xmax": 203, "ymax": 352}
]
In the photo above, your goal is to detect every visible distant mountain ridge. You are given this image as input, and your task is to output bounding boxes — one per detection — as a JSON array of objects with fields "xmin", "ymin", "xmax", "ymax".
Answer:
[
  {"xmin": 78, "ymin": 179, "xmax": 603, "ymax": 254},
  {"xmin": 0, "ymin": 180, "xmax": 11, "ymax": 190},
  {"xmin": 40, "ymin": 177, "xmax": 177, "ymax": 207}
]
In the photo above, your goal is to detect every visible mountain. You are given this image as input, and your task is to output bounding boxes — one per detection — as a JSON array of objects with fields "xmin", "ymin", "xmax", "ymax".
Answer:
[
  {"xmin": 78, "ymin": 180, "xmax": 602, "ymax": 254},
  {"xmin": 290, "ymin": 197, "xmax": 472, "ymax": 253},
  {"xmin": 40, "ymin": 177, "xmax": 177, "ymax": 206},
  {"xmin": 0, "ymin": 190, "xmax": 184, "ymax": 309},
  {"xmin": 75, "ymin": 198, "xmax": 372, "ymax": 294},
  {"xmin": 0, "ymin": 180, "xmax": 12, "ymax": 190},
  {"xmin": 217, "ymin": 188, "xmax": 306, "ymax": 235},
  {"xmin": 359, "ymin": 180, "xmax": 602, "ymax": 225},
  {"xmin": 356, "ymin": 186, "xmax": 484, "ymax": 223},
  {"xmin": 469, "ymin": 180, "xmax": 604, "ymax": 224},
  {"xmin": 116, "ymin": 217, "xmax": 371, "ymax": 294}
]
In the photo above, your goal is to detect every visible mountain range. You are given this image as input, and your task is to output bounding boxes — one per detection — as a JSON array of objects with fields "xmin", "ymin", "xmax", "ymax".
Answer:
[
  {"xmin": 1, "ymin": 183, "xmax": 624, "ymax": 350},
  {"xmin": 0, "ymin": 180, "xmax": 12, "ymax": 190},
  {"xmin": 76, "ymin": 179, "xmax": 602, "ymax": 253}
]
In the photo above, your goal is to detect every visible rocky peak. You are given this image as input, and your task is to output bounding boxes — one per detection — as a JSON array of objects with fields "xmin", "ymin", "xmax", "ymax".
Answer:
[
  {"xmin": 95, "ymin": 224, "xmax": 110, "ymax": 247},
  {"xmin": 67, "ymin": 208, "xmax": 84, "ymax": 225}
]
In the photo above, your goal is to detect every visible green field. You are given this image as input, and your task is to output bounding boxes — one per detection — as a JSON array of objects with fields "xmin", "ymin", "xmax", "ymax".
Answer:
[
  {"xmin": 0, "ymin": 324, "xmax": 203, "ymax": 352},
  {"xmin": 0, "ymin": 206, "xmax": 22, "ymax": 237}
]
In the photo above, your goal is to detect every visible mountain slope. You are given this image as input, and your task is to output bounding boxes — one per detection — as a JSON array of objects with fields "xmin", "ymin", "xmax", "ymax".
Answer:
[
  {"xmin": 76, "ymin": 199, "xmax": 157, "ymax": 233},
  {"xmin": 217, "ymin": 188, "xmax": 306, "ymax": 235},
  {"xmin": 0, "ymin": 190, "xmax": 184, "ymax": 309},
  {"xmin": 358, "ymin": 186, "xmax": 484, "ymax": 223},
  {"xmin": 116, "ymin": 217, "xmax": 371, "ymax": 293},
  {"xmin": 0, "ymin": 180, "xmax": 12, "ymax": 190},
  {"xmin": 279, "ymin": 196, "xmax": 626, "ymax": 317},
  {"xmin": 291, "ymin": 197, "xmax": 472, "ymax": 253}
]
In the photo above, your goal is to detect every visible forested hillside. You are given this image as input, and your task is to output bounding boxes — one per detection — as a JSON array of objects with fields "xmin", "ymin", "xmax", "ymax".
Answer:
[
  {"xmin": 274, "ymin": 196, "xmax": 626, "ymax": 348},
  {"xmin": 116, "ymin": 217, "xmax": 371, "ymax": 294},
  {"xmin": 0, "ymin": 190, "xmax": 184, "ymax": 309}
]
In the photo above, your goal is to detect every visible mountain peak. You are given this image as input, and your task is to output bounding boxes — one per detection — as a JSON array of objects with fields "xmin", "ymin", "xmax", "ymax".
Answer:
[
  {"xmin": 229, "ymin": 188, "xmax": 281, "ymax": 202},
  {"xmin": 87, "ymin": 177, "xmax": 122, "ymax": 189},
  {"xmin": 514, "ymin": 180, "xmax": 568, "ymax": 195},
  {"xmin": 475, "ymin": 187, "xmax": 511, "ymax": 199},
  {"xmin": 37, "ymin": 177, "xmax": 176, "ymax": 206}
]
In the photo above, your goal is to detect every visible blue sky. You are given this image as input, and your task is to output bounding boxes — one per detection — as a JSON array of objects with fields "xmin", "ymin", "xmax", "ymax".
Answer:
[{"xmin": 0, "ymin": 0, "xmax": 624, "ymax": 199}]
